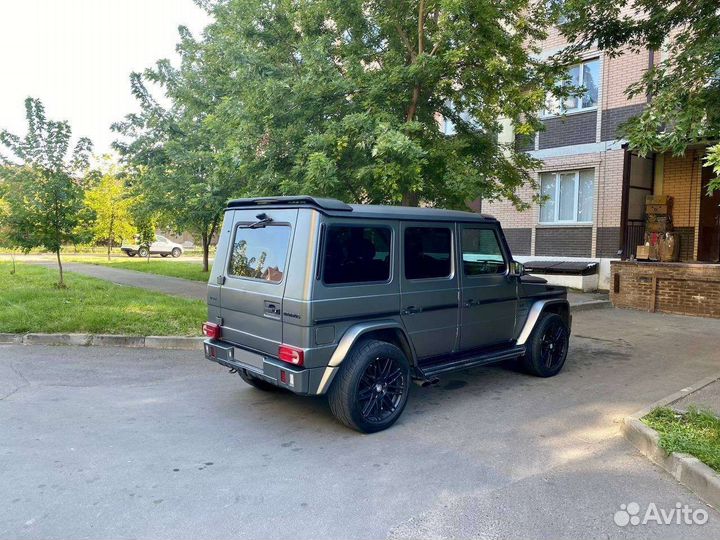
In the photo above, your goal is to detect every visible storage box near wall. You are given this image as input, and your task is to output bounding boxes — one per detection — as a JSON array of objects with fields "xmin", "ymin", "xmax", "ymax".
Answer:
[{"xmin": 645, "ymin": 195, "xmax": 672, "ymax": 206}]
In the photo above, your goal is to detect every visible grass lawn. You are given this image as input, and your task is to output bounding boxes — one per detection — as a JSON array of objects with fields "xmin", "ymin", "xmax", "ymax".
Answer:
[
  {"xmin": 643, "ymin": 406, "xmax": 720, "ymax": 472},
  {"xmin": 65, "ymin": 256, "xmax": 211, "ymax": 282},
  {"xmin": 0, "ymin": 262, "xmax": 205, "ymax": 336}
]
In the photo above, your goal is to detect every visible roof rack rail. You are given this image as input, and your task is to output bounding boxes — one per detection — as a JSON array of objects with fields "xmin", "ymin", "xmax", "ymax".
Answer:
[{"xmin": 226, "ymin": 196, "xmax": 353, "ymax": 212}]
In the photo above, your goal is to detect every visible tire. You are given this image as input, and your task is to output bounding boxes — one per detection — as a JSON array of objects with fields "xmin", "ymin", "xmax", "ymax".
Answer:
[
  {"xmin": 238, "ymin": 369, "xmax": 278, "ymax": 392},
  {"xmin": 127, "ymin": 252, "xmax": 136, "ymax": 257},
  {"xmin": 521, "ymin": 313, "xmax": 570, "ymax": 377},
  {"xmin": 160, "ymin": 253, "xmax": 169, "ymax": 258},
  {"xmin": 171, "ymin": 248, "xmax": 182, "ymax": 258},
  {"xmin": 327, "ymin": 339, "xmax": 411, "ymax": 433},
  {"xmin": 138, "ymin": 247, "xmax": 149, "ymax": 258}
]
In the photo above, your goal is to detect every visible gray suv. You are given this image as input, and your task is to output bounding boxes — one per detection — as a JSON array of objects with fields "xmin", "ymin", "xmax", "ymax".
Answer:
[{"xmin": 203, "ymin": 196, "xmax": 571, "ymax": 432}]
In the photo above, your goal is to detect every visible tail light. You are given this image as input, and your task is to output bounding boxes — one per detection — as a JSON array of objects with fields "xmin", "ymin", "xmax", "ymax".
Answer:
[
  {"xmin": 202, "ymin": 322, "xmax": 221, "ymax": 339},
  {"xmin": 278, "ymin": 344, "xmax": 304, "ymax": 366}
]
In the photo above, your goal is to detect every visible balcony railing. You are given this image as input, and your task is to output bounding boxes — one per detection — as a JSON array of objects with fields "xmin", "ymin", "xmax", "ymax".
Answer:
[{"xmin": 621, "ymin": 219, "xmax": 645, "ymax": 260}]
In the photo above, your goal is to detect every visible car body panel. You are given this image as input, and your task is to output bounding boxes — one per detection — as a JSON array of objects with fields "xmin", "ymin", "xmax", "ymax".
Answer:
[{"xmin": 204, "ymin": 197, "xmax": 571, "ymax": 395}]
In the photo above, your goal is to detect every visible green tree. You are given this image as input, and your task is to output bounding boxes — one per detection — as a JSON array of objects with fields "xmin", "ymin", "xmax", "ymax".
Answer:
[
  {"xmin": 84, "ymin": 161, "xmax": 137, "ymax": 260},
  {"xmin": 558, "ymin": 0, "xmax": 720, "ymax": 191},
  {"xmin": 193, "ymin": 0, "xmax": 565, "ymax": 208},
  {"xmin": 0, "ymin": 98, "xmax": 92, "ymax": 286},
  {"xmin": 113, "ymin": 28, "xmax": 240, "ymax": 272}
]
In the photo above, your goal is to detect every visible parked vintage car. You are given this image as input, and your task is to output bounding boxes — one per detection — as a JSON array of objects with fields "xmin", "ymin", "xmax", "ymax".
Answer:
[
  {"xmin": 121, "ymin": 235, "xmax": 184, "ymax": 258},
  {"xmin": 202, "ymin": 196, "xmax": 571, "ymax": 432}
]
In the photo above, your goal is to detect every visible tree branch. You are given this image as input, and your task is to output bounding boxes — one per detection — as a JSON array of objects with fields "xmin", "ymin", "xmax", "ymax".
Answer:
[
  {"xmin": 418, "ymin": 0, "xmax": 426, "ymax": 55},
  {"xmin": 395, "ymin": 24, "xmax": 416, "ymax": 61}
]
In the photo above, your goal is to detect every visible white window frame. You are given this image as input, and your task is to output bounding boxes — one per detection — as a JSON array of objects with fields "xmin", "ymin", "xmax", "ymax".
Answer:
[
  {"xmin": 539, "ymin": 170, "xmax": 593, "ymax": 225},
  {"xmin": 542, "ymin": 58, "xmax": 600, "ymax": 118}
]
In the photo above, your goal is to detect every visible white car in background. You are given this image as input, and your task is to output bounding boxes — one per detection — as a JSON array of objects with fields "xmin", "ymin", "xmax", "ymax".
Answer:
[{"xmin": 121, "ymin": 235, "xmax": 184, "ymax": 258}]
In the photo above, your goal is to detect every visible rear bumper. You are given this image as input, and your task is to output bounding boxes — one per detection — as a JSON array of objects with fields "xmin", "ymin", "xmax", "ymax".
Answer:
[{"xmin": 203, "ymin": 339, "xmax": 323, "ymax": 395}]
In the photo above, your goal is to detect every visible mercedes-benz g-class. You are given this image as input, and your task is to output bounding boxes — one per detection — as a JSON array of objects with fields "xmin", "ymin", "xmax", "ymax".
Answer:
[{"xmin": 203, "ymin": 196, "xmax": 571, "ymax": 432}]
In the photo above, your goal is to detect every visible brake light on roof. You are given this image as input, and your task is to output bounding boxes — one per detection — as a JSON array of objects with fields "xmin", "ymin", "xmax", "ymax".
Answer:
[
  {"xmin": 278, "ymin": 344, "xmax": 304, "ymax": 366},
  {"xmin": 202, "ymin": 322, "xmax": 222, "ymax": 339}
]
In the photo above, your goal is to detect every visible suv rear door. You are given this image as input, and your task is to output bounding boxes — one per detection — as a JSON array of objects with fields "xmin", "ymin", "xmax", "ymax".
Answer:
[
  {"xmin": 400, "ymin": 222, "xmax": 460, "ymax": 359},
  {"xmin": 457, "ymin": 224, "xmax": 517, "ymax": 350},
  {"xmin": 219, "ymin": 208, "xmax": 298, "ymax": 356}
]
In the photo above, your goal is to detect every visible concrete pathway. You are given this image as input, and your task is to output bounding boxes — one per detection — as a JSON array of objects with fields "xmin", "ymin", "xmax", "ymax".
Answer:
[
  {"xmin": 32, "ymin": 262, "xmax": 208, "ymax": 301},
  {"xmin": 673, "ymin": 376, "xmax": 720, "ymax": 417},
  {"xmin": 2, "ymin": 308, "xmax": 720, "ymax": 539},
  {"xmin": 32, "ymin": 261, "xmax": 610, "ymax": 309}
]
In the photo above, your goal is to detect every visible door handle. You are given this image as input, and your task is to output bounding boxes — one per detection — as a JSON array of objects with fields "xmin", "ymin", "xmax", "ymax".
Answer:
[
  {"xmin": 402, "ymin": 305, "xmax": 422, "ymax": 315},
  {"xmin": 464, "ymin": 299, "xmax": 478, "ymax": 308},
  {"xmin": 264, "ymin": 301, "xmax": 281, "ymax": 317}
]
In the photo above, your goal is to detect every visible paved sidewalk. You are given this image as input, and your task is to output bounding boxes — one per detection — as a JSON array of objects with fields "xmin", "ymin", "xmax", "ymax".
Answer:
[
  {"xmin": 32, "ymin": 262, "xmax": 609, "ymax": 309},
  {"xmin": 673, "ymin": 377, "xmax": 720, "ymax": 417},
  {"xmin": 567, "ymin": 290, "xmax": 610, "ymax": 309},
  {"xmin": 32, "ymin": 262, "xmax": 208, "ymax": 301}
]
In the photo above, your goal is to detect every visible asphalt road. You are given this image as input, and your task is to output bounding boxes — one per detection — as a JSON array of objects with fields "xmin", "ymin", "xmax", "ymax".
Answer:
[{"xmin": 2, "ymin": 308, "xmax": 720, "ymax": 539}]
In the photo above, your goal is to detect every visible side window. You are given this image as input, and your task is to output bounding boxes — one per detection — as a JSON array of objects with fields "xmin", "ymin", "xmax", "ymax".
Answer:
[
  {"xmin": 323, "ymin": 225, "xmax": 391, "ymax": 285},
  {"xmin": 461, "ymin": 228, "xmax": 507, "ymax": 276},
  {"xmin": 405, "ymin": 227, "xmax": 452, "ymax": 280},
  {"xmin": 228, "ymin": 225, "xmax": 291, "ymax": 283}
]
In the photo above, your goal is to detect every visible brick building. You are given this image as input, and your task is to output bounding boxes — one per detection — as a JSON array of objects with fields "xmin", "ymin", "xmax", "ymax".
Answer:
[{"xmin": 482, "ymin": 25, "xmax": 720, "ymax": 290}]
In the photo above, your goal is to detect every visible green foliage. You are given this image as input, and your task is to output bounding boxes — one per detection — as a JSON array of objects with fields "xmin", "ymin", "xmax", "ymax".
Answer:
[
  {"xmin": 193, "ymin": 0, "xmax": 564, "ymax": 209},
  {"xmin": 0, "ymin": 98, "xmax": 93, "ymax": 285},
  {"xmin": 705, "ymin": 145, "xmax": 720, "ymax": 194},
  {"xmin": 559, "ymin": 0, "xmax": 720, "ymax": 191},
  {"xmin": 84, "ymin": 160, "xmax": 137, "ymax": 259},
  {"xmin": 228, "ymin": 240, "xmax": 268, "ymax": 279},
  {"xmin": 0, "ymin": 262, "xmax": 204, "ymax": 336},
  {"xmin": 113, "ymin": 29, "xmax": 240, "ymax": 271},
  {"xmin": 643, "ymin": 407, "xmax": 720, "ymax": 472}
]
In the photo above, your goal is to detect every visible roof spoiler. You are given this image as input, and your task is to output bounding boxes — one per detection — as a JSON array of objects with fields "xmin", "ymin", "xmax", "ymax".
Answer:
[{"xmin": 226, "ymin": 196, "xmax": 353, "ymax": 212}]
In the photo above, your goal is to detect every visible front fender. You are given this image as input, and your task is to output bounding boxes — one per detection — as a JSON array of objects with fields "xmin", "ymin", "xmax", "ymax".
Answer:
[{"xmin": 516, "ymin": 299, "xmax": 571, "ymax": 345}]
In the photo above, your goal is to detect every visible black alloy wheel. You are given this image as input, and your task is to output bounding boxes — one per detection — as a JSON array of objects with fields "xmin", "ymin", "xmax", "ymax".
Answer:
[
  {"xmin": 539, "ymin": 317, "xmax": 568, "ymax": 370},
  {"xmin": 521, "ymin": 312, "xmax": 569, "ymax": 377},
  {"xmin": 356, "ymin": 356, "xmax": 406, "ymax": 424},
  {"xmin": 328, "ymin": 339, "xmax": 410, "ymax": 433}
]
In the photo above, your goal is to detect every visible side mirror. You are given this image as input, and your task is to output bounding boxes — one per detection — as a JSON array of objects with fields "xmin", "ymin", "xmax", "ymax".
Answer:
[{"xmin": 509, "ymin": 261, "xmax": 526, "ymax": 277}]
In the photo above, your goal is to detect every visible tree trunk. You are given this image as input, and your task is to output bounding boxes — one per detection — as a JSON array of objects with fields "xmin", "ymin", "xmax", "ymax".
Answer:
[
  {"xmin": 107, "ymin": 215, "xmax": 114, "ymax": 261},
  {"xmin": 401, "ymin": 192, "xmax": 420, "ymax": 206},
  {"xmin": 202, "ymin": 232, "xmax": 210, "ymax": 273},
  {"xmin": 56, "ymin": 249, "xmax": 65, "ymax": 288}
]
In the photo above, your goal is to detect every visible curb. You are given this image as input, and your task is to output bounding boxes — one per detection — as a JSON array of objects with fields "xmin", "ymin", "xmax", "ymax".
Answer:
[
  {"xmin": 571, "ymin": 300, "xmax": 612, "ymax": 312},
  {"xmin": 622, "ymin": 371, "xmax": 720, "ymax": 510},
  {"xmin": 0, "ymin": 333, "xmax": 204, "ymax": 351}
]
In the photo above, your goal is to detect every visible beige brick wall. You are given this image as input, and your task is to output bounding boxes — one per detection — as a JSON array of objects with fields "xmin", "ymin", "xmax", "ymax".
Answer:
[
  {"xmin": 661, "ymin": 151, "xmax": 704, "ymax": 258},
  {"xmin": 661, "ymin": 152, "xmax": 702, "ymax": 229},
  {"xmin": 601, "ymin": 48, "xmax": 649, "ymax": 110},
  {"xmin": 484, "ymin": 148, "xmax": 625, "ymax": 256}
]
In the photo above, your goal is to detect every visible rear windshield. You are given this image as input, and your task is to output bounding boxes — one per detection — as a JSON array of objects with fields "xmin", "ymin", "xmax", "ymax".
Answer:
[
  {"xmin": 228, "ymin": 224, "xmax": 291, "ymax": 283},
  {"xmin": 323, "ymin": 225, "xmax": 391, "ymax": 285}
]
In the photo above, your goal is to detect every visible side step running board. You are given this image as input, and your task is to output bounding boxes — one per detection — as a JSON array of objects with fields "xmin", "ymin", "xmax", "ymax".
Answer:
[{"xmin": 418, "ymin": 345, "xmax": 526, "ymax": 378}]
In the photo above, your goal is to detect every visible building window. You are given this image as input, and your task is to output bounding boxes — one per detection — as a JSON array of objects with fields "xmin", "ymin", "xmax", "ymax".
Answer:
[
  {"xmin": 539, "ymin": 169, "xmax": 594, "ymax": 224},
  {"xmin": 544, "ymin": 58, "xmax": 600, "ymax": 116}
]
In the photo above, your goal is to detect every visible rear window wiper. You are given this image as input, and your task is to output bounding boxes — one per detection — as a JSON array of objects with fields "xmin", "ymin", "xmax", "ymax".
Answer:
[{"xmin": 244, "ymin": 213, "xmax": 274, "ymax": 229}]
